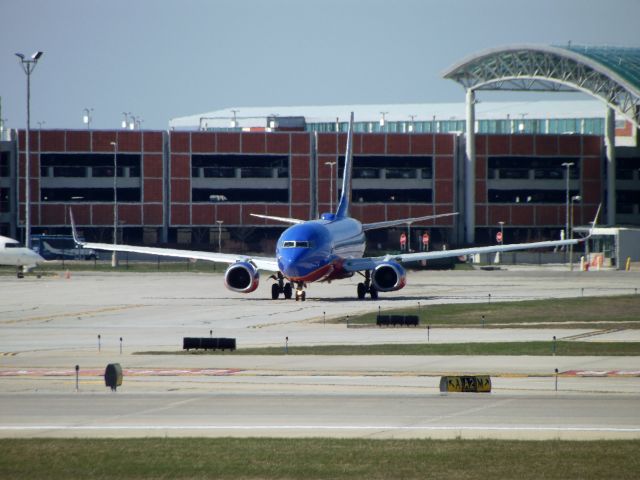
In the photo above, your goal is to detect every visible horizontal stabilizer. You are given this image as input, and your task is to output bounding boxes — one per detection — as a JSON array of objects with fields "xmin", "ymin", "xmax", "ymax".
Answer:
[
  {"xmin": 250, "ymin": 214, "xmax": 305, "ymax": 225},
  {"xmin": 363, "ymin": 212, "xmax": 459, "ymax": 231}
]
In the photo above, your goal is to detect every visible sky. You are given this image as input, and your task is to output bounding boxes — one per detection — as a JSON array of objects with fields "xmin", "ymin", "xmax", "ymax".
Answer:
[{"xmin": 1, "ymin": 0, "xmax": 639, "ymax": 131}]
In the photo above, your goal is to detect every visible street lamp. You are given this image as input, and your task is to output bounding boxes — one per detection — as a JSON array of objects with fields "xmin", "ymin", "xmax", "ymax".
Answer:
[
  {"xmin": 561, "ymin": 162, "xmax": 575, "ymax": 245},
  {"xmin": 569, "ymin": 195, "xmax": 581, "ymax": 271},
  {"xmin": 216, "ymin": 220, "xmax": 223, "ymax": 253},
  {"xmin": 15, "ymin": 50, "xmax": 44, "ymax": 249},
  {"xmin": 121, "ymin": 112, "xmax": 131, "ymax": 129},
  {"xmin": 324, "ymin": 161, "xmax": 336, "ymax": 212},
  {"xmin": 83, "ymin": 108, "xmax": 93, "ymax": 130},
  {"xmin": 110, "ymin": 141, "xmax": 118, "ymax": 267}
]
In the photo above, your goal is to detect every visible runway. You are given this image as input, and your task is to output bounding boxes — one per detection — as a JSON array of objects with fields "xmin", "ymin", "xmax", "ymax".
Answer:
[
  {"xmin": 2, "ymin": 391, "xmax": 639, "ymax": 440},
  {"xmin": 1, "ymin": 266, "xmax": 639, "ymax": 439}
]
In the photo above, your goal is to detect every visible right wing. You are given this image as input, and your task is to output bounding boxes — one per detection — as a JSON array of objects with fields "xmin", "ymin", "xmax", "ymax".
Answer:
[
  {"xmin": 70, "ymin": 212, "xmax": 279, "ymax": 272},
  {"xmin": 343, "ymin": 237, "xmax": 582, "ymax": 272}
]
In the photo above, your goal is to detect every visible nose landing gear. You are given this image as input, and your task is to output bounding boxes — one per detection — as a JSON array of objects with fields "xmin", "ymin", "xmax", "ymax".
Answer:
[{"xmin": 294, "ymin": 282, "xmax": 306, "ymax": 301}]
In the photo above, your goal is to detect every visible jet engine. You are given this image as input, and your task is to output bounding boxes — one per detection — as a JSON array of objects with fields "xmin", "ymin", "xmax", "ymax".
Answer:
[
  {"xmin": 371, "ymin": 261, "xmax": 406, "ymax": 292},
  {"xmin": 224, "ymin": 261, "xmax": 260, "ymax": 293}
]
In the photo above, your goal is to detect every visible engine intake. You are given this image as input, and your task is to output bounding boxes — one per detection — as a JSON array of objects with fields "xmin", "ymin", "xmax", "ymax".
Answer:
[
  {"xmin": 372, "ymin": 262, "xmax": 406, "ymax": 292},
  {"xmin": 224, "ymin": 261, "xmax": 260, "ymax": 293}
]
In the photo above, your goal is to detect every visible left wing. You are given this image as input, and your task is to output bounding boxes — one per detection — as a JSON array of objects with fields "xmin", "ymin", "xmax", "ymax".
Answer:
[
  {"xmin": 70, "ymin": 212, "xmax": 279, "ymax": 272},
  {"xmin": 344, "ymin": 237, "xmax": 581, "ymax": 272}
]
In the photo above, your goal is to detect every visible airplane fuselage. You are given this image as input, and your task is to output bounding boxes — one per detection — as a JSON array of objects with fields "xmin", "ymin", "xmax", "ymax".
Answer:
[
  {"xmin": 0, "ymin": 235, "xmax": 44, "ymax": 270},
  {"xmin": 276, "ymin": 213, "xmax": 365, "ymax": 283}
]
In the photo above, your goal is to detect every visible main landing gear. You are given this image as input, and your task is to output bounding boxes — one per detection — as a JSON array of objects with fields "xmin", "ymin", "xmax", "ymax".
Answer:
[
  {"xmin": 270, "ymin": 273, "xmax": 300, "ymax": 300},
  {"xmin": 357, "ymin": 270, "xmax": 378, "ymax": 300}
]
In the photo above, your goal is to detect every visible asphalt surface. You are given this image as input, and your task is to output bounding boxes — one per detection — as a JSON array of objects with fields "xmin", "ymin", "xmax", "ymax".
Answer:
[{"xmin": 1, "ymin": 265, "xmax": 639, "ymax": 439}]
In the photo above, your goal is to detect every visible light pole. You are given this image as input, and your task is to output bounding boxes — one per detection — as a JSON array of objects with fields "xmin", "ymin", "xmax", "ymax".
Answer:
[
  {"xmin": 15, "ymin": 51, "xmax": 44, "ymax": 249},
  {"xmin": 83, "ymin": 108, "xmax": 93, "ymax": 130},
  {"xmin": 216, "ymin": 220, "xmax": 223, "ymax": 252},
  {"xmin": 561, "ymin": 162, "xmax": 575, "ymax": 245},
  {"xmin": 121, "ymin": 112, "xmax": 131, "ymax": 129},
  {"xmin": 569, "ymin": 195, "xmax": 581, "ymax": 271},
  {"xmin": 324, "ymin": 161, "xmax": 336, "ymax": 212},
  {"xmin": 110, "ymin": 141, "xmax": 118, "ymax": 267}
]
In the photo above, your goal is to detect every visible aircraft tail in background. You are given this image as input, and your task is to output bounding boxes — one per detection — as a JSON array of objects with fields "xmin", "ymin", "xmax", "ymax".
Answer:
[{"xmin": 335, "ymin": 112, "xmax": 354, "ymax": 219}]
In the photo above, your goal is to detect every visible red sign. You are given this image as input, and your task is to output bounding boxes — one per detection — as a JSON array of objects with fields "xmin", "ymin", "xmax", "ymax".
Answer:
[
  {"xmin": 496, "ymin": 231, "xmax": 503, "ymax": 243},
  {"xmin": 400, "ymin": 233, "xmax": 407, "ymax": 245},
  {"xmin": 422, "ymin": 233, "xmax": 430, "ymax": 245}
]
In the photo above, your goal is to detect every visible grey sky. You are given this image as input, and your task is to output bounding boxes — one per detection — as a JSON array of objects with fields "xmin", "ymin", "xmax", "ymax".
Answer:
[{"xmin": 2, "ymin": 0, "xmax": 639, "ymax": 130}]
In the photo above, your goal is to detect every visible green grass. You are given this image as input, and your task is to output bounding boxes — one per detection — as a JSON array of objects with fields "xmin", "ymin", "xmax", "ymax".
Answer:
[
  {"xmin": 139, "ymin": 341, "xmax": 640, "ymax": 356},
  {"xmin": 1, "ymin": 438, "xmax": 639, "ymax": 479},
  {"xmin": 343, "ymin": 295, "xmax": 640, "ymax": 328}
]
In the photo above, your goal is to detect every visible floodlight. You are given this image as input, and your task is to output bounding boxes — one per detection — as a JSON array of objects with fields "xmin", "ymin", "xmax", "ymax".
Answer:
[
  {"xmin": 15, "ymin": 53, "xmax": 25, "ymax": 60},
  {"xmin": 31, "ymin": 51, "xmax": 44, "ymax": 60}
]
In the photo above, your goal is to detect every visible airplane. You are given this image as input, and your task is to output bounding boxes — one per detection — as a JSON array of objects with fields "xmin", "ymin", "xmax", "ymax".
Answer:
[
  {"xmin": 71, "ymin": 112, "xmax": 591, "ymax": 301},
  {"xmin": 0, "ymin": 235, "xmax": 45, "ymax": 278}
]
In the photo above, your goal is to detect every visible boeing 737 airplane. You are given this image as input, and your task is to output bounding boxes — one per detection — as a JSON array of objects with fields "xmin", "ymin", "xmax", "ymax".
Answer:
[
  {"xmin": 0, "ymin": 235, "xmax": 44, "ymax": 277},
  {"xmin": 72, "ymin": 113, "xmax": 590, "ymax": 301}
]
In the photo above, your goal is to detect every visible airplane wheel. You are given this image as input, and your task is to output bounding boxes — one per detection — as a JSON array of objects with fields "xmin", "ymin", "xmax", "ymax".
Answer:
[
  {"xmin": 369, "ymin": 286, "xmax": 378, "ymax": 300},
  {"xmin": 301, "ymin": 291, "xmax": 306, "ymax": 302},
  {"xmin": 284, "ymin": 283, "xmax": 293, "ymax": 299},
  {"xmin": 357, "ymin": 283, "xmax": 366, "ymax": 300},
  {"xmin": 271, "ymin": 283, "xmax": 280, "ymax": 300}
]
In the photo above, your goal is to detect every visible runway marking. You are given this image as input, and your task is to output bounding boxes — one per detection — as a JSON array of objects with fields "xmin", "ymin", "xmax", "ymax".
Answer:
[
  {"xmin": 562, "ymin": 370, "xmax": 640, "ymax": 377},
  {"xmin": 0, "ymin": 304, "xmax": 146, "ymax": 324},
  {"xmin": 1, "ymin": 425, "xmax": 640, "ymax": 433},
  {"xmin": 0, "ymin": 368, "xmax": 242, "ymax": 377}
]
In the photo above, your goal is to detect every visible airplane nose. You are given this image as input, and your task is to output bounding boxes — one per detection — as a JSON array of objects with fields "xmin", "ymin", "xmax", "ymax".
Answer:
[{"xmin": 278, "ymin": 250, "xmax": 307, "ymax": 277}]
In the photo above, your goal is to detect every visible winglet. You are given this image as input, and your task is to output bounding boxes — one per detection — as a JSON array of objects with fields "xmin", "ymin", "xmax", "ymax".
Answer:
[
  {"xmin": 335, "ymin": 112, "xmax": 354, "ymax": 219},
  {"xmin": 587, "ymin": 203, "xmax": 602, "ymax": 238},
  {"xmin": 69, "ymin": 209, "xmax": 82, "ymax": 245}
]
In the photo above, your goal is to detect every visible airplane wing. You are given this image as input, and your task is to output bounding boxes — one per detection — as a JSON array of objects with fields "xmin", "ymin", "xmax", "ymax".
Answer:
[
  {"xmin": 346, "ymin": 203, "xmax": 601, "ymax": 272},
  {"xmin": 362, "ymin": 212, "xmax": 459, "ymax": 231},
  {"xmin": 250, "ymin": 213, "xmax": 305, "ymax": 225},
  {"xmin": 343, "ymin": 237, "xmax": 582, "ymax": 272},
  {"xmin": 70, "ymin": 212, "xmax": 279, "ymax": 272}
]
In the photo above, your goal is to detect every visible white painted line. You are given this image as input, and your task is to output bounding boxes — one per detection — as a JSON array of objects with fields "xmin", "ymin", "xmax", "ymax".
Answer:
[{"xmin": 1, "ymin": 425, "xmax": 640, "ymax": 432}]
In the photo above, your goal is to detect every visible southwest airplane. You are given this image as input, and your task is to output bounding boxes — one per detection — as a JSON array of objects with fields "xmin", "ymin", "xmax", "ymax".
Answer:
[
  {"xmin": 0, "ymin": 235, "xmax": 44, "ymax": 277},
  {"xmin": 72, "ymin": 113, "xmax": 588, "ymax": 301}
]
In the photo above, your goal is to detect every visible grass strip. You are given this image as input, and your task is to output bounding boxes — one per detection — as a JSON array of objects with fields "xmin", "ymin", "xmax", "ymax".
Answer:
[
  {"xmin": 342, "ymin": 294, "xmax": 640, "ymax": 327},
  {"xmin": 1, "ymin": 438, "xmax": 639, "ymax": 480},
  {"xmin": 138, "ymin": 341, "xmax": 640, "ymax": 356}
]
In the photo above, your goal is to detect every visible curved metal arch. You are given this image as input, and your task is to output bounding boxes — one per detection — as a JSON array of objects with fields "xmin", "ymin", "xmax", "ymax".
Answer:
[{"xmin": 443, "ymin": 45, "xmax": 640, "ymax": 127}]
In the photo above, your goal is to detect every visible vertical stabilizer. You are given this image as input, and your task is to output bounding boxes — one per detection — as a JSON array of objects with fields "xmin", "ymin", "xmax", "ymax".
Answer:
[{"xmin": 335, "ymin": 112, "xmax": 354, "ymax": 218}]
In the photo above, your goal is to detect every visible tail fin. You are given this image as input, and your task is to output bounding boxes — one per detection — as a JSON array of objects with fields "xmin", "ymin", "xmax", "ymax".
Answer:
[
  {"xmin": 335, "ymin": 112, "xmax": 354, "ymax": 219},
  {"xmin": 69, "ymin": 209, "xmax": 83, "ymax": 245}
]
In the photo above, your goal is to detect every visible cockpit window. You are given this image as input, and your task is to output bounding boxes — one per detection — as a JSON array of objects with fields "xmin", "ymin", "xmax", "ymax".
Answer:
[
  {"xmin": 5, "ymin": 242, "xmax": 21, "ymax": 248},
  {"xmin": 282, "ymin": 240, "xmax": 312, "ymax": 248}
]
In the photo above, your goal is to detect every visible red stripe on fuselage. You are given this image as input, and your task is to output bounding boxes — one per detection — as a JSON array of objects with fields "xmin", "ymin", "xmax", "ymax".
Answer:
[{"xmin": 285, "ymin": 261, "xmax": 335, "ymax": 283}]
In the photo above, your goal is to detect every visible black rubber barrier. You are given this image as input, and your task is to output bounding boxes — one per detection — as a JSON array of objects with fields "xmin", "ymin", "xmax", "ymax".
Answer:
[
  {"xmin": 104, "ymin": 363, "xmax": 123, "ymax": 391},
  {"xmin": 439, "ymin": 375, "xmax": 491, "ymax": 393},
  {"xmin": 183, "ymin": 337, "xmax": 236, "ymax": 351},
  {"xmin": 376, "ymin": 315, "xmax": 419, "ymax": 327}
]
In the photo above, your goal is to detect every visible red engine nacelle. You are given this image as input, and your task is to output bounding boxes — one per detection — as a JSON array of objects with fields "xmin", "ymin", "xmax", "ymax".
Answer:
[
  {"xmin": 224, "ymin": 261, "xmax": 260, "ymax": 293},
  {"xmin": 372, "ymin": 261, "xmax": 407, "ymax": 292}
]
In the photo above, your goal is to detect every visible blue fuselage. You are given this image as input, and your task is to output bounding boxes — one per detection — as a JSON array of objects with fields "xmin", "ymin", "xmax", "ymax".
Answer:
[{"xmin": 276, "ymin": 215, "xmax": 365, "ymax": 283}]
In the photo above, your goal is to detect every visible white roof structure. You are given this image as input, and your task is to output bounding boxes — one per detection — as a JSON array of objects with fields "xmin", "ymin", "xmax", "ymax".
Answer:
[{"xmin": 169, "ymin": 100, "xmax": 607, "ymax": 131}]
